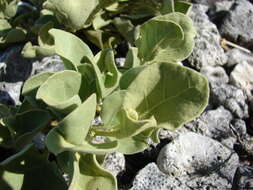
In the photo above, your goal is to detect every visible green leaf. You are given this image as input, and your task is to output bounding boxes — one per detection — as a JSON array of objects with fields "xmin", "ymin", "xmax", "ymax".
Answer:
[
  {"xmin": 22, "ymin": 72, "xmax": 55, "ymax": 97},
  {"xmin": 5, "ymin": 109, "xmax": 51, "ymax": 147},
  {"xmin": 122, "ymin": 62, "xmax": 209, "ymax": 130},
  {"xmin": 0, "ymin": 144, "xmax": 68, "ymax": 190},
  {"xmin": 43, "ymin": 0, "xmax": 100, "ymax": 31},
  {"xmin": 124, "ymin": 47, "xmax": 140, "ymax": 69},
  {"xmin": 69, "ymin": 153, "xmax": 117, "ymax": 190},
  {"xmin": 136, "ymin": 12, "xmax": 196, "ymax": 64},
  {"xmin": 36, "ymin": 70, "xmax": 82, "ymax": 113},
  {"xmin": 49, "ymin": 28, "xmax": 94, "ymax": 69},
  {"xmin": 46, "ymin": 94, "xmax": 117, "ymax": 155}
]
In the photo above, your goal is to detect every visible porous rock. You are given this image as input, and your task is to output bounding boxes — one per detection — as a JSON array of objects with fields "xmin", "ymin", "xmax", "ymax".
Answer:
[
  {"xmin": 210, "ymin": 83, "xmax": 249, "ymax": 118},
  {"xmin": 132, "ymin": 133, "xmax": 239, "ymax": 190},
  {"xmin": 219, "ymin": 0, "xmax": 253, "ymax": 49},
  {"xmin": 0, "ymin": 82, "xmax": 23, "ymax": 105},
  {"xmin": 31, "ymin": 55, "xmax": 64, "ymax": 75},
  {"xmin": 188, "ymin": 4, "xmax": 227, "ymax": 69},
  {"xmin": 102, "ymin": 152, "xmax": 125, "ymax": 177},
  {"xmin": 226, "ymin": 48, "xmax": 253, "ymax": 67},
  {"xmin": 200, "ymin": 66, "xmax": 229, "ymax": 85},
  {"xmin": 230, "ymin": 61, "xmax": 253, "ymax": 97}
]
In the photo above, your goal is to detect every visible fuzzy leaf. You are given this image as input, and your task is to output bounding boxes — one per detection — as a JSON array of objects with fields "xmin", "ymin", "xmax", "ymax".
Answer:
[
  {"xmin": 36, "ymin": 70, "xmax": 82, "ymax": 113},
  {"xmin": 43, "ymin": 0, "xmax": 99, "ymax": 31},
  {"xmin": 121, "ymin": 62, "xmax": 209, "ymax": 130},
  {"xmin": 69, "ymin": 153, "xmax": 117, "ymax": 190},
  {"xmin": 0, "ymin": 145, "xmax": 68, "ymax": 190},
  {"xmin": 49, "ymin": 28, "xmax": 94, "ymax": 69},
  {"xmin": 46, "ymin": 94, "xmax": 117, "ymax": 155},
  {"xmin": 22, "ymin": 72, "xmax": 55, "ymax": 97},
  {"xmin": 136, "ymin": 12, "xmax": 196, "ymax": 64}
]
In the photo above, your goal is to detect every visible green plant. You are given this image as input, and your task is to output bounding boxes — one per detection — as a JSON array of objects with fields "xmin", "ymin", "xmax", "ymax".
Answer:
[{"xmin": 0, "ymin": 1, "xmax": 209, "ymax": 189}]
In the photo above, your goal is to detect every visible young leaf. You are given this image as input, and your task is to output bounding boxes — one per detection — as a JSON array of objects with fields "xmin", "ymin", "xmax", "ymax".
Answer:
[{"xmin": 136, "ymin": 12, "xmax": 196, "ymax": 64}]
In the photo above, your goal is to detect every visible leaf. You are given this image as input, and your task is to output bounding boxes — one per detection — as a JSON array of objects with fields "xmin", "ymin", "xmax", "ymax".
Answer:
[
  {"xmin": 69, "ymin": 153, "xmax": 117, "ymax": 190},
  {"xmin": 43, "ymin": 0, "xmax": 100, "ymax": 31},
  {"xmin": 99, "ymin": 90, "xmax": 157, "ymax": 138},
  {"xmin": 124, "ymin": 47, "xmax": 141, "ymax": 69},
  {"xmin": 49, "ymin": 28, "xmax": 94, "ymax": 69},
  {"xmin": 136, "ymin": 12, "xmax": 196, "ymax": 64},
  {"xmin": 22, "ymin": 72, "xmax": 55, "ymax": 97},
  {"xmin": 113, "ymin": 17, "xmax": 136, "ymax": 45},
  {"xmin": 46, "ymin": 94, "xmax": 117, "ymax": 155},
  {"xmin": 0, "ymin": 144, "xmax": 68, "ymax": 190},
  {"xmin": 36, "ymin": 70, "xmax": 82, "ymax": 113},
  {"xmin": 5, "ymin": 109, "xmax": 52, "ymax": 147},
  {"xmin": 121, "ymin": 62, "xmax": 209, "ymax": 130}
]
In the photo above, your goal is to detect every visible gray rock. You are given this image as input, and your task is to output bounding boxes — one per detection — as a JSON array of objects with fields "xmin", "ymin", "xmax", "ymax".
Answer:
[
  {"xmin": 132, "ymin": 163, "xmax": 179, "ymax": 190},
  {"xmin": 184, "ymin": 106, "xmax": 235, "ymax": 148},
  {"xmin": 160, "ymin": 106, "xmax": 239, "ymax": 149},
  {"xmin": 230, "ymin": 61, "xmax": 253, "ymax": 97},
  {"xmin": 214, "ymin": 0, "xmax": 234, "ymax": 12},
  {"xmin": 157, "ymin": 132, "xmax": 239, "ymax": 190},
  {"xmin": 102, "ymin": 152, "xmax": 125, "ymax": 176},
  {"xmin": 219, "ymin": 0, "xmax": 253, "ymax": 49},
  {"xmin": 226, "ymin": 48, "xmax": 253, "ymax": 67},
  {"xmin": 0, "ymin": 82, "xmax": 23, "ymax": 105},
  {"xmin": 188, "ymin": 4, "xmax": 227, "ymax": 69},
  {"xmin": 115, "ymin": 57, "xmax": 126, "ymax": 68},
  {"xmin": 31, "ymin": 55, "xmax": 64, "ymax": 75},
  {"xmin": 0, "ymin": 46, "xmax": 33, "ymax": 82},
  {"xmin": 210, "ymin": 83, "xmax": 249, "ymax": 118},
  {"xmin": 132, "ymin": 133, "xmax": 239, "ymax": 190},
  {"xmin": 233, "ymin": 165, "xmax": 253, "ymax": 190},
  {"xmin": 192, "ymin": 0, "xmax": 229, "ymax": 8},
  {"xmin": 200, "ymin": 66, "xmax": 229, "ymax": 85}
]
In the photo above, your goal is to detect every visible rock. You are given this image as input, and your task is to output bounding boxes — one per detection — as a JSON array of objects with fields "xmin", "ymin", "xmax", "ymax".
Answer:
[
  {"xmin": 210, "ymin": 83, "xmax": 249, "ymax": 118},
  {"xmin": 233, "ymin": 165, "xmax": 253, "ymax": 190},
  {"xmin": 226, "ymin": 48, "xmax": 253, "ymax": 67},
  {"xmin": 132, "ymin": 133, "xmax": 239, "ymax": 190},
  {"xmin": 115, "ymin": 57, "xmax": 126, "ymax": 67},
  {"xmin": 31, "ymin": 55, "xmax": 64, "ymax": 75},
  {"xmin": 157, "ymin": 132, "xmax": 239, "ymax": 190},
  {"xmin": 230, "ymin": 61, "xmax": 253, "ymax": 97},
  {"xmin": 102, "ymin": 152, "xmax": 125, "ymax": 176},
  {"xmin": 0, "ymin": 82, "xmax": 23, "ymax": 105},
  {"xmin": 200, "ymin": 66, "xmax": 229, "ymax": 85},
  {"xmin": 0, "ymin": 46, "xmax": 33, "ymax": 82},
  {"xmin": 219, "ymin": 0, "xmax": 253, "ymax": 49},
  {"xmin": 214, "ymin": 0, "xmax": 234, "ymax": 12},
  {"xmin": 192, "ymin": 0, "xmax": 228, "ymax": 8},
  {"xmin": 188, "ymin": 4, "xmax": 227, "ymax": 69},
  {"xmin": 184, "ymin": 106, "xmax": 235, "ymax": 148}
]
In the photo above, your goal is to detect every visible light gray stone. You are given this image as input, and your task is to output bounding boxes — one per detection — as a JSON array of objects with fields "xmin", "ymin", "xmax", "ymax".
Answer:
[
  {"xmin": 219, "ymin": 0, "xmax": 253, "ymax": 49},
  {"xmin": 184, "ymin": 106, "xmax": 235, "ymax": 148},
  {"xmin": 214, "ymin": 0, "xmax": 234, "ymax": 12},
  {"xmin": 132, "ymin": 133, "xmax": 239, "ymax": 190},
  {"xmin": 226, "ymin": 48, "xmax": 253, "ymax": 67},
  {"xmin": 188, "ymin": 4, "xmax": 227, "ymax": 69},
  {"xmin": 0, "ymin": 82, "xmax": 23, "ymax": 105},
  {"xmin": 230, "ymin": 61, "xmax": 253, "ymax": 97},
  {"xmin": 157, "ymin": 132, "xmax": 239, "ymax": 189},
  {"xmin": 200, "ymin": 66, "xmax": 229, "ymax": 85},
  {"xmin": 210, "ymin": 83, "xmax": 249, "ymax": 118},
  {"xmin": 102, "ymin": 152, "xmax": 125, "ymax": 176},
  {"xmin": 31, "ymin": 55, "xmax": 64, "ymax": 75}
]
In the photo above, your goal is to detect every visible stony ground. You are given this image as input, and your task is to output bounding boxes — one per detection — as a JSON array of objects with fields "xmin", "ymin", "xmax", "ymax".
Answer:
[{"xmin": 1, "ymin": 0, "xmax": 253, "ymax": 190}]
